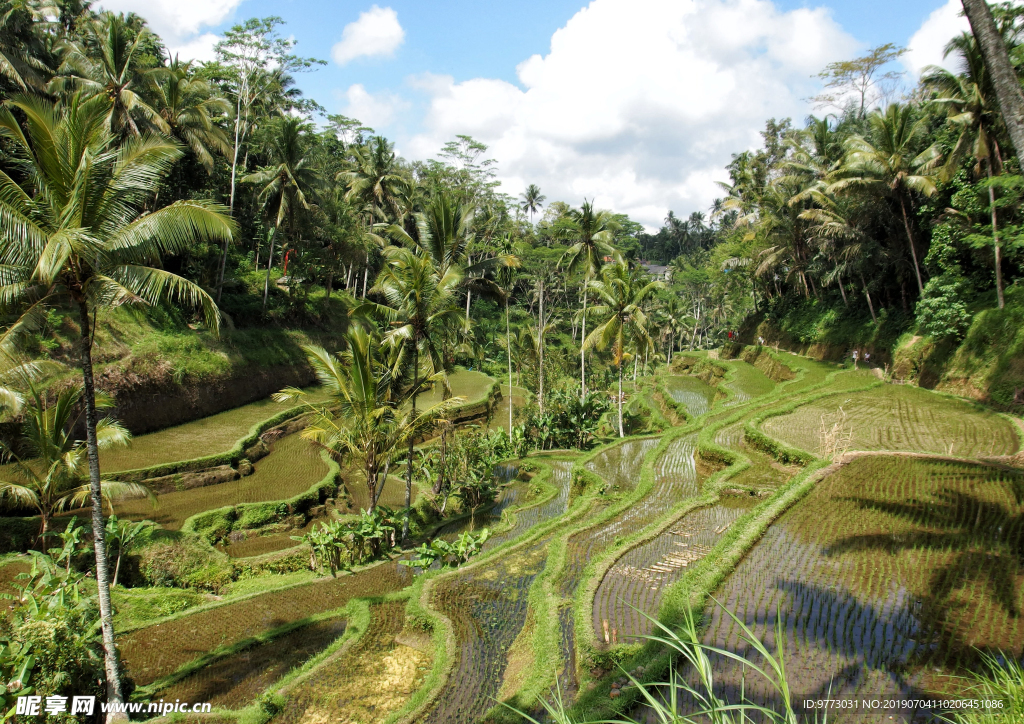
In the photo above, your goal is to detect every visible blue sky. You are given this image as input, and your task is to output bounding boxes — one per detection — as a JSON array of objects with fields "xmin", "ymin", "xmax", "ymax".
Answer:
[{"xmin": 100, "ymin": 0, "xmax": 967, "ymax": 227}]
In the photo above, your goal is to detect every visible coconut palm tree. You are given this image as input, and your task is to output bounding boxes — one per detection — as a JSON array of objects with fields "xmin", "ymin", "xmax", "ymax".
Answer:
[
  {"xmin": 559, "ymin": 200, "xmax": 620, "ymax": 399},
  {"xmin": 0, "ymin": 0, "xmax": 51, "ymax": 93},
  {"xmin": 924, "ymin": 33, "xmax": 1007, "ymax": 308},
  {"xmin": 364, "ymin": 247, "xmax": 464, "ymax": 539},
  {"xmin": 519, "ymin": 183, "xmax": 545, "ymax": 223},
  {"xmin": 831, "ymin": 103, "xmax": 942, "ymax": 296},
  {"xmin": 243, "ymin": 115, "xmax": 320, "ymax": 308},
  {"xmin": 385, "ymin": 192, "xmax": 518, "ymax": 328},
  {"xmin": 961, "ymin": 0, "xmax": 1024, "ymax": 158},
  {"xmin": 342, "ymin": 135, "xmax": 412, "ymax": 223},
  {"xmin": 584, "ymin": 263, "xmax": 663, "ymax": 437},
  {"xmin": 0, "ymin": 387, "xmax": 151, "ymax": 544},
  {"xmin": 49, "ymin": 12, "xmax": 164, "ymax": 137},
  {"xmin": 277, "ymin": 329, "xmax": 462, "ymax": 513},
  {"xmin": 0, "ymin": 92, "xmax": 233, "ymax": 714},
  {"xmin": 150, "ymin": 57, "xmax": 232, "ymax": 174}
]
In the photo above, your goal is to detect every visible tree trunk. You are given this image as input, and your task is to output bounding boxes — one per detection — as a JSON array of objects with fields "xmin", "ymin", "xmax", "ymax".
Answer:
[
  {"xmin": 363, "ymin": 266, "xmax": 369, "ymax": 298},
  {"xmin": 403, "ymin": 342, "xmax": 418, "ymax": 542},
  {"xmin": 580, "ymin": 286, "xmax": 588, "ymax": 400},
  {"xmin": 78, "ymin": 303, "xmax": 127, "ymax": 721},
  {"xmin": 838, "ymin": 273, "xmax": 848, "ymax": 306},
  {"xmin": 506, "ymin": 296, "xmax": 513, "ymax": 433},
  {"xmin": 617, "ymin": 362, "xmax": 624, "ymax": 438},
  {"xmin": 219, "ymin": 100, "xmax": 243, "ymax": 305},
  {"xmin": 538, "ymin": 280, "xmax": 545, "ymax": 417},
  {"xmin": 962, "ymin": 0, "xmax": 1024, "ymax": 157},
  {"xmin": 113, "ymin": 550, "xmax": 122, "ymax": 588},
  {"xmin": 262, "ymin": 228, "xmax": 277, "ymax": 312},
  {"xmin": 860, "ymin": 272, "xmax": 878, "ymax": 324},
  {"xmin": 465, "ymin": 289, "xmax": 472, "ymax": 330},
  {"xmin": 325, "ymin": 272, "xmax": 333, "ymax": 300},
  {"xmin": 898, "ymin": 195, "xmax": 925, "ymax": 295},
  {"xmin": 987, "ymin": 159, "xmax": 1005, "ymax": 309}
]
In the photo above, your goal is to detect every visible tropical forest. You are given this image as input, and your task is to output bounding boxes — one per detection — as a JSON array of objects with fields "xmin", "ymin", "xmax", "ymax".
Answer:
[{"xmin": 0, "ymin": 0, "xmax": 1023, "ymax": 722}]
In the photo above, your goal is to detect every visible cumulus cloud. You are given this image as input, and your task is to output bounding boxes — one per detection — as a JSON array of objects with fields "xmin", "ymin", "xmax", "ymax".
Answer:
[
  {"xmin": 340, "ymin": 83, "xmax": 409, "ymax": 128},
  {"xmin": 96, "ymin": 0, "xmax": 242, "ymax": 52},
  {"xmin": 332, "ymin": 5, "xmax": 405, "ymax": 65},
  {"xmin": 904, "ymin": 0, "xmax": 971, "ymax": 79},
  {"xmin": 400, "ymin": 0, "xmax": 856, "ymax": 229}
]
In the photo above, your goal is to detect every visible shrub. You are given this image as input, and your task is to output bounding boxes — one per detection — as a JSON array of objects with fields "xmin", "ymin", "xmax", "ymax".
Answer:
[
  {"xmin": 916, "ymin": 274, "xmax": 974, "ymax": 340},
  {"xmin": 137, "ymin": 538, "xmax": 233, "ymax": 592}
]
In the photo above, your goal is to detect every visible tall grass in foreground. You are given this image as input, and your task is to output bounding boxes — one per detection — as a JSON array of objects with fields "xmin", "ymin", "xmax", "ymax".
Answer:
[
  {"xmin": 941, "ymin": 654, "xmax": 1024, "ymax": 724},
  {"xmin": 507, "ymin": 600, "xmax": 1024, "ymax": 723},
  {"xmin": 507, "ymin": 599, "xmax": 833, "ymax": 723}
]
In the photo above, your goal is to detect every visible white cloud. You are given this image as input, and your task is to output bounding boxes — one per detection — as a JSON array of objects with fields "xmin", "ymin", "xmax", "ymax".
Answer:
[
  {"xmin": 904, "ymin": 0, "xmax": 970, "ymax": 79},
  {"xmin": 340, "ymin": 83, "xmax": 409, "ymax": 128},
  {"xmin": 332, "ymin": 5, "xmax": 405, "ymax": 65},
  {"xmin": 168, "ymin": 32, "xmax": 220, "ymax": 62},
  {"xmin": 96, "ymin": 0, "xmax": 242, "ymax": 48},
  {"xmin": 400, "ymin": 0, "xmax": 856, "ymax": 229}
]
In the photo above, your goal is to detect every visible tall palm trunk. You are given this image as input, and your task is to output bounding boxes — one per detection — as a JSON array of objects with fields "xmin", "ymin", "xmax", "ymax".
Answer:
[
  {"xmin": 78, "ymin": 303, "xmax": 126, "ymax": 720},
  {"xmin": 219, "ymin": 99, "xmax": 243, "ymax": 305},
  {"xmin": 986, "ymin": 159, "xmax": 1005, "ymax": 309},
  {"xmin": 860, "ymin": 272, "xmax": 878, "ymax": 323},
  {"xmin": 506, "ymin": 295, "xmax": 513, "ymax": 432},
  {"xmin": 580, "ymin": 286, "xmax": 587, "ymax": 400},
  {"xmin": 465, "ymin": 289, "xmax": 472, "ymax": 330},
  {"xmin": 403, "ymin": 341, "xmax": 418, "ymax": 542},
  {"xmin": 962, "ymin": 0, "xmax": 1024, "ymax": 157},
  {"xmin": 898, "ymin": 195, "xmax": 925, "ymax": 295},
  {"xmin": 617, "ymin": 359, "xmax": 624, "ymax": 438},
  {"xmin": 538, "ymin": 280, "xmax": 545, "ymax": 417},
  {"xmin": 262, "ymin": 227, "xmax": 277, "ymax": 311}
]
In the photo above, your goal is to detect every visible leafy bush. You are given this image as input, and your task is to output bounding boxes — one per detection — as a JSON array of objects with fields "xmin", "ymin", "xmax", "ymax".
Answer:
[
  {"xmin": 522, "ymin": 387, "xmax": 610, "ymax": 450},
  {"xmin": 916, "ymin": 274, "xmax": 974, "ymax": 340},
  {"xmin": 137, "ymin": 538, "xmax": 233, "ymax": 592}
]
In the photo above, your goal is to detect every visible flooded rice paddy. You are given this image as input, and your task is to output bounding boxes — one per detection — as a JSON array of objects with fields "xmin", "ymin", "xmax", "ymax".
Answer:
[
  {"xmin": 763, "ymin": 383, "xmax": 1019, "ymax": 457},
  {"xmin": 696, "ymin": 455, "xmax": 1024, "ymax": 723},
  {"xmin": 663, "ymin": 376, "xmax": 718, "ymax": 417}
]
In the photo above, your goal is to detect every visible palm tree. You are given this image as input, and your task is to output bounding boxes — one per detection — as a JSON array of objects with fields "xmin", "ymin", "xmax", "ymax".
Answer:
[
  {"xmin": 559, "ymin": 200, "xmax": 620, "ymax": 399},
  {"xmin": 50, "ymin": 12, "xmax": 164, "ymax": 137},
  {"xmin": 0, "ymin": 387, "xmax": 151, "ymax": 544},
  {"xmin": 385, "ymin": 192, "xmax": 517, "ymax": 328},
  {"xmin": 243, "ymin": 115, "xmax": 319, "ymax": 308},
  {"xmin": 364, "ymin": 247, "xmax": 464, "ymax": 539},
  {"xmin": 584, "ymin": 263, "xmax": 663, "ymax": 437},
  {"xmin": 832, "ymin": 103, "xmax": 942, "ymax": 296},
  {"xmin": 151, "ymin": 57, "xmax": 232, "ymax": 174},
  {"xmin": 0, "ymin": 0, "xmax": 51, "ymax": 92},
  {"xmin": 519, "ymin": 183, "xmax": 545, "ymax": 223},
  {"xmin": 659, "ymin": 296, "xmax": 687, "ymax": 364},
  {"xmin": 961, "ymin": 0, "xmax": 1024, "ymax": 158},
  {"xmin": 342, "ymin": 135, "xmax": 412, "ymax": 223},
  {"xmin": 494, "ymin": 233, "xmax": 521, "ymax": 432},
  {"xmin": 0, "ymin": 93, "xmax": 233, "ymax": 713},
  {"xmin": 925, "ymin": 33, "xmax": 1007, "ymax": 308},
  {"xmin": 277, "ymin": 330, "xmax": 462, "ymax": 512}
]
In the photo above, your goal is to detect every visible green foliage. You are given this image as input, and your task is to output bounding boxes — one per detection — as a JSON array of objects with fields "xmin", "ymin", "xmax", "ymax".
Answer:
[
  {"xmin": 293, "ymin": 507, "xmax": 399, "ymax": 575},
  {"xmin": 0, "ymin": 553, "xmax": 106, "ymax": 710},
  {"xmin": 137, "ymin": 537, "xmax": 233, "ymax": 592},
  {"xmin": 521, "ymin": 388, "xmax": 610, "ymax": 450},
  {"xmin": 917, "ymin": 274, "xmax": 976, "ymax": 339},
  {"xmin": 400, "ymin": 528, "xmax": 491, "ymax": 571}
]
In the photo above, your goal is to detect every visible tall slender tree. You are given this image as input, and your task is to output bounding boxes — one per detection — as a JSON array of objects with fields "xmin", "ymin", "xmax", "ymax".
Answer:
[
  {"xmin": 584, "ymin": 263, "xmax": 662, "ymax": 437},
  {"xmin": 559, "ymin": 200, "xmax": 620, "ymax": 400},
  {"xmin": 0, "ymin": 94, "xmax": 233, "ymax": 718},
  {"xmin": 519, "ymin": 183, "xmax": 546, "ymax": 223}
]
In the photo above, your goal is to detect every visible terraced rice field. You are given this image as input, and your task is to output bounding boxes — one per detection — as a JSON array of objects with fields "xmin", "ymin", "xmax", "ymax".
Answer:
[
  {"xmin": 722, "ymin": 360, "xmax": 775, "ymax": 404},
  {"xmin": 159, "ymin": 618, "xmax": 347, "ymax": 708},
  {"xmin": 420, "ymin": 460, "xmax": 576, "ymax": 722},
  {"xmin": 763, "ymin": 383, "xmax": 1019, "ymax": 457},
  {"xmin": 663, "ymin": 376, "xmax": 718, "ymax": 417},
  {"xmin": 100, "ymin": 387, "xmax": 330, "ymax": 472},
  {"xmin": 595, "ymin": 498, "xmax": 753, "ymax": 642},
  {"xmin": 115, "ymin": 431, "xmax": 329, "ymax": 529},
  {"xmin": 697, "ymin": 455, "xmax": 1024, "ymax": 723},
  {"xmin": 118, "ymin": 562, "xmax": 413, "ymax": 685},
  {"xmin": 274, "ymin": 601, "xmax": 429, "ymax": 724}
]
